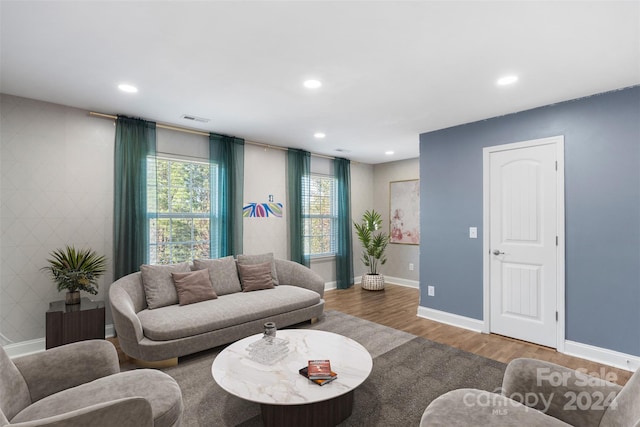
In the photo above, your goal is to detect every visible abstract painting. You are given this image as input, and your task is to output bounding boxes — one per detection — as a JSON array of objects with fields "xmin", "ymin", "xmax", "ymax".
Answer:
[
  {"xmin": 243, "ymin": 202, "xmax": 283, "ymax": 218},
  {"xmin": 389, "ymin": 179, "xmax": 420, "ymax": 244}
]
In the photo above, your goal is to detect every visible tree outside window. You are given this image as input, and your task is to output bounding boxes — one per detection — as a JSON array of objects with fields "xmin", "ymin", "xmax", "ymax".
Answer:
[
  {"xmin": 148, "ymin": 157, "xmax": 216, "ymax": 264},
  {"xmin": 303, "ymin": 174, "xmax": 337, "ymax": 257}
]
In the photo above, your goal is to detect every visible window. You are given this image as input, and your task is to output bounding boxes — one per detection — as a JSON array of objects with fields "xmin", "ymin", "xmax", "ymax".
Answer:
[
  {"xmin": 147, "ymin": 157, "xmax": 217, "ymax": 264},
  {"xmin": 303, "ymin": 174, "xmax": 337, "ymax": 257}
]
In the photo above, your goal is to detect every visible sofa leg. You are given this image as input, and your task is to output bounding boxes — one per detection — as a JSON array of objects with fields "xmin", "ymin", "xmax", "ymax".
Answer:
[
  {"xmin": 310, "ymin": 317, "xmax": 319, "ymax": 324},
  {"xmin": 132, "ymin": 357, "xmax": 178, "ymax": 368}
]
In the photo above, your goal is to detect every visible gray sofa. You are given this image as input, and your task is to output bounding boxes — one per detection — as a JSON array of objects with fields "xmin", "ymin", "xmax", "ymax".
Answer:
[
  {"xmin": 421, "ymin": 357, "xmax": 640, "ymax": 426},
  {"xmin": 109, "ymin": 258, "xmax": 325, "ymax": 362},
  {"xmin": 0, "ymin": 340, "xmax": 182, "ymax": 426}
]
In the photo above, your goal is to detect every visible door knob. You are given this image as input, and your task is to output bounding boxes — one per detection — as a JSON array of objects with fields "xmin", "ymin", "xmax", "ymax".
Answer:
[{"xmin": 492, "ymin": 249, "xmax": 504, "ymax": 255}]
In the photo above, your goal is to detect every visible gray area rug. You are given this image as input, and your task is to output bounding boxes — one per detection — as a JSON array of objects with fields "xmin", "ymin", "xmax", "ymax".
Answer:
[{"xmin": 159, "ymin": 311, "xmax": 506, "ymax": 426}]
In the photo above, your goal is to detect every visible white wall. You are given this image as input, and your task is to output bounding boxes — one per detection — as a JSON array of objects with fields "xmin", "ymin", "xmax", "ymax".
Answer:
[
  {"xmin": 372, "ymin": 158, "xmax": 420, "ymax": 285},
  {"xmin": 350, "ymin": 162, "xmax": 375, "ymax": 278},
  {"xmin": 0, "ymin": 94, "xmax": 115, "ymax": 343},
  {"xmin": 242, "ymin": 144, "xmax": 287, "ymax": 258}
]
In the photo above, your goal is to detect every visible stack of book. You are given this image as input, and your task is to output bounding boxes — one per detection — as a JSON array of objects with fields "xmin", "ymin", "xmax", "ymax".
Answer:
[{"xmin": 299, "ymin": 359, "xmax": 338, "ymax": 386}]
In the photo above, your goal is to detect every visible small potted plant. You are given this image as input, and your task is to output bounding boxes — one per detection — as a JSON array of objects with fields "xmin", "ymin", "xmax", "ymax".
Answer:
[
  {"xmin": 42, "ymin": 246, "xmax": 108, "ymax": 304},
  {"xmin": 354, "ymin": 209, "xmax": 390, "ymax": 291}
]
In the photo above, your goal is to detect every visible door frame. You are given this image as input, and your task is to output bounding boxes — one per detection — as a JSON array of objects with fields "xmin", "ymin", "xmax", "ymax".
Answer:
[{"xmin": 482, "ymin": 136, "xmax": 565, "ymax": 351}]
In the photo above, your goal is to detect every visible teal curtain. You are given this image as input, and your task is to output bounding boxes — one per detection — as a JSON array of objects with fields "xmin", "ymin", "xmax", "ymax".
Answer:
[
  {"xmin": 210, "ymin": 133, "xmax": 244, "ymax": 257},
  {"xmin": 113, "ymin": 116, "xmax": 156, "ymax": 279},
  {"xmin": 334, "ymin": 157, "xmax": 354, "ymax": 289},
  {"xmin": 287, "ymin": 148, "xmax": 311, "ymax": 267}
]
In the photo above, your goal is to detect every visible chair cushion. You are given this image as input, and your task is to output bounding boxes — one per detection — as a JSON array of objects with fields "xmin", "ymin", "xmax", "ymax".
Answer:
[
  {"xmin": 420, "ymin": 389, "xmax": 571, "ymax": 427},
  {"xmin": 11, "ymin": 369, "xmax": 183, "ymax": 427},
  {"xmin": 137, "ymin": 285, "xmax": 321, "ymax": 341}
]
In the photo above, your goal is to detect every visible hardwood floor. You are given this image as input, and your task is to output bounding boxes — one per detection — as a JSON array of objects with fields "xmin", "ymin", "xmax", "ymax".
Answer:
[{"xmin": 324, "ymin": 283, "xmax": 632, "ymax": 385}]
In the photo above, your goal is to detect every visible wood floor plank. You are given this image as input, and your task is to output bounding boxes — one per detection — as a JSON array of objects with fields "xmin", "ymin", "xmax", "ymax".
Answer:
[{"xmin": 324, "ymin": 284, "xmax": 632, "ymax": 385}]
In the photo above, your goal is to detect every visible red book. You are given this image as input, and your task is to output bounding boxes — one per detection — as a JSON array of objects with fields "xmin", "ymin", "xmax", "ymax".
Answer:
[
  {"xmin": 307, "ymin": 359, "xmax": 332, "ymax": 379},
  {"xmin": 299, "ymin": 366, "xmax": 338, "ymax": 386}
]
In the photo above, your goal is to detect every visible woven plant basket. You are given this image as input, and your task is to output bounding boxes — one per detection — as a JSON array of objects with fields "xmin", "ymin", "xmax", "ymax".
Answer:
[{"xmin": 361, "ymin": 274, "xmax": 385, "ymax": 291}]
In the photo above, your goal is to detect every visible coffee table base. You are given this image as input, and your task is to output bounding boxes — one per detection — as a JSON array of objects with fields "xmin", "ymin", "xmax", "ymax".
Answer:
[{"xmin": 261, "ymin": 390, "xmax": 354, "ymax": 427}]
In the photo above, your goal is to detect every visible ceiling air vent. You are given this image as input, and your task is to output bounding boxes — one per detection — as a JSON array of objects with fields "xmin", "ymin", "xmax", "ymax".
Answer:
[{"xmin": 181, "ymin": 114, "xmax": 210, "ymax": 123}]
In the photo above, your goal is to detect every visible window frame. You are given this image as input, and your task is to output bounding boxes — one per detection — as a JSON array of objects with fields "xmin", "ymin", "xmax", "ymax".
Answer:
[
  {"xmin": 303, "ymin": 173, "xmax": 338, "ymax": 258},
  {"xmin": 147, "ymin": 154, "xmax": 215, "ymax": 264}
]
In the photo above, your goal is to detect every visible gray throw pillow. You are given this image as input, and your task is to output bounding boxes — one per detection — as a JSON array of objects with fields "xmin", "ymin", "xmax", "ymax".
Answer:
[
  {"xmin": 140, "ymin": 262, "xmax": 191, "ymax": 309},
  {"xmin": 192, "ymin": 256, "xmax": 242, "ymax": 295},
  {"xmin": 237, "ymin": 252, "xmax": 279, "ymax": 286},
  {"xmin": 237, "ymin": 261, "xmax": 275, "ymax": 292},
  {"xmin": 171, "ymin": 269, "xmax": 218, "ymax": 305}
]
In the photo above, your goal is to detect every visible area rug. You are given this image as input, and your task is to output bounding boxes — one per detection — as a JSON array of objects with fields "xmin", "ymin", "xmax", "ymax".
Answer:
[{"xmin": 160, "ymin": 311, "xmax": 506, "ymax": 426}]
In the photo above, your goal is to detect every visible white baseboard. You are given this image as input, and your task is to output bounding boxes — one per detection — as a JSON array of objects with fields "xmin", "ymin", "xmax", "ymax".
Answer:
[
  {"xmin": 324, "ymin": 281, "xmax": 337, "ymax": 291},
  {"xmin": 417, "ymin": 306, "xmax": 484, "ymax": 333},
  {"xmin": 383, "ymin": 276, "xmax": 419, "ymax": 289},
  {"xmin": 353, "ymin": 275, "xmax": 419, "ymax": 289},
  {"xmin": 3, "ymin": 338, "xmax": 45, "ymax": 358},
  {"xmin": 325, "ymin": 275, "xmax": 419, "ymax": 292},
  {"xmin": 4, "ymin": 324, "xmax": 115, "ymax": 359},
  {"xmin": 564, "ymin": 340, "xmax": 640, "ymax": 373}
]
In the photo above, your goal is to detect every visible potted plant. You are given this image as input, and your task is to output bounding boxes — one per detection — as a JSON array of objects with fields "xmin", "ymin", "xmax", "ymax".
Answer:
[
  {"xmin": 354, "ymin": 209, "xmax": 390, "ymax": 291},
  {"xmin": 42, "ymin": 246, "xmax": 108, "ymax": 304}
]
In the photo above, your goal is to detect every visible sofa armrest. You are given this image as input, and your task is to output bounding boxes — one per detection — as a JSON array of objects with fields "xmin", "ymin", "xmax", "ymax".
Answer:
[
  {"xmin": 275, "ymin": 259, "xmax": 325, "ymax": 298},
  {"xmin": 109, "ymin": 280, "xmax": 146, "ymax": 345},
  {"xmin": 10, "ymin": 397, "xmax": 153, "ymax": 427},
  {"xmin": 502, "ymin": 358, "xmax": 622, "ymax": 427},
  {"xmin": 13, "ymin": 340, "xmax": 120, "ymax": 403}
]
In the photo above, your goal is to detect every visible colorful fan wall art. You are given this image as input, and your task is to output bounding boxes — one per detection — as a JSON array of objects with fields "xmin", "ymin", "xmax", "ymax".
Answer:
[{"xmin": 243, "ymin": 202, "xmax": 283, "ymax": 218}]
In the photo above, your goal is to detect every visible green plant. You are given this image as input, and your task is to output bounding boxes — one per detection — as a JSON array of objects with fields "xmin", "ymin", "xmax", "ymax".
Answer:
[
  {"xmin": 42, "ymin": 246, "xmax": 107, "ymax": 294},
  {"xmin": 353, "ymin": 210, "xmax": 390, "ymax": 275}
]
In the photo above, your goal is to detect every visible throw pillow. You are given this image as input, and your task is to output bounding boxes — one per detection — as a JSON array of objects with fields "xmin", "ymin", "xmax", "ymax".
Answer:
[
  {"xmin": 192, "ymin": 256, "xmax": 242, "ymax": 295},
  {"xmin": 171, "ymin": 269, "xmax": 218, "ymax": 306},
  {"xmin": 236, "ymin": 252, "xmax": 279, "ymax": 286},
  {"xmin": 140, "ymin": 262, "xmax": 191, "ymax": 309},
  {"xmin": 237, "ymin": 261, "xmax": 275, "ymax": 292}
]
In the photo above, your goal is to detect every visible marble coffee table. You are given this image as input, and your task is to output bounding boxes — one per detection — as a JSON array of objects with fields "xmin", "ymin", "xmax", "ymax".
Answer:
[{"xmin": 211, "ymin": 329, "xmax": 373, "ymax": 427}]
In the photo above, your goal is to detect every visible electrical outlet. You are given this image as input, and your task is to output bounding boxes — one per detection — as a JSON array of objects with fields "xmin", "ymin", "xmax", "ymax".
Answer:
[
  {"xmin": 409, "ymin": 263, "xmax": 414, "ymax": 271},
  {"xmin": 427, "ymin": 286, "xmax": 435, "ymax": 296}
]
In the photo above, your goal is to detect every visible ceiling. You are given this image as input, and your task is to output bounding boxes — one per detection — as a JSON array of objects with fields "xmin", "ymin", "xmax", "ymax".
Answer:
[{"xmin": 1, "ymin": 1, "xmax": 638, "ymax": 164}]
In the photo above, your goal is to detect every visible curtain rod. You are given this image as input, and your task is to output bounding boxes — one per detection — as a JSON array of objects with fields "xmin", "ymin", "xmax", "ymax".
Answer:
[{"xmin": 89, "ymin": 111, "xmax": 336, "ymax": 160}]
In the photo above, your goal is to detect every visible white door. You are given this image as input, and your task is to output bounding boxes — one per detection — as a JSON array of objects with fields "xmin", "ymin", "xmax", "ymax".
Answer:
[{"xmin": 486, "ymin": 137, "xmax": 563, "ymax": 348}]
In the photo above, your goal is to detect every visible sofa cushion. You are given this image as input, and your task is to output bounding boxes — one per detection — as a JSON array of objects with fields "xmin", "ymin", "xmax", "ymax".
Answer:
[
  {"xmin": 137, "ymin": 285, "xmax": 321, "ymax": 341},
  {"xmin": 11, "ymin": 369, "xmax": 182, "ymax": 427},
  {"xmin": 237, "ymin": 252, "xmax": 279, "ymax": 285},
  {"xmin": 193, "ymin": 256, "xmax": 242, "ymax": 295},
  {"xmin": 171, "ymin": 270, "xmax": 217, "ymax": 306},
  {"xmin": 238, "ymin": 261, "xmax": 275, "ymax": 292},
  {"xmin": 140, "ymin": 262, "xmax": 191, "ymax": 309}
]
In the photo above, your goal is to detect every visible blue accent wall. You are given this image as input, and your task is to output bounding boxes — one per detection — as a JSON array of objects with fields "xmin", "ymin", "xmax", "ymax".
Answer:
[{"xmin": 419, "ymin": 86, "xmax": 640, "ymax": 356}]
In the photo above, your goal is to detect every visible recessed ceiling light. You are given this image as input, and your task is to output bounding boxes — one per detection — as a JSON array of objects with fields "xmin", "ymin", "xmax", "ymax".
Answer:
[
  {"xmin": 497, "ymin": 75, "xmax": 518, "ymax": 86},
  {"xmin": 385, "ymin": 151, "xmax": 394, "ymax": 155},
  {"xmin": 118, "ymin": 84, "xmax": 138, "ymax": 93},
  {"xmin": 303, "ymin": 79, "xmax": 322, "ymax": 89},
  {"xmin": 314, "ymin": 132, "xmax": 326, "ymax": 139}
]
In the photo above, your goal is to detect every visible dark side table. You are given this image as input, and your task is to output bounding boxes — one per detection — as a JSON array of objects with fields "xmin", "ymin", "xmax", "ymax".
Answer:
[{"xmin": 46, "ymin": 297, "xmax": 105, "ymax": 349}]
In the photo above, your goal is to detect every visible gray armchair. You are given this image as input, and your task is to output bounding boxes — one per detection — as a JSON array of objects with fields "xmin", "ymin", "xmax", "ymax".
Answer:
[
  {"xmin": 0, "ymin": 340, "xmax": 183, "ymax": 426},
  {"xmin": 421, "ymin": 358, "xmax": 640, "ymax": 426}
]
